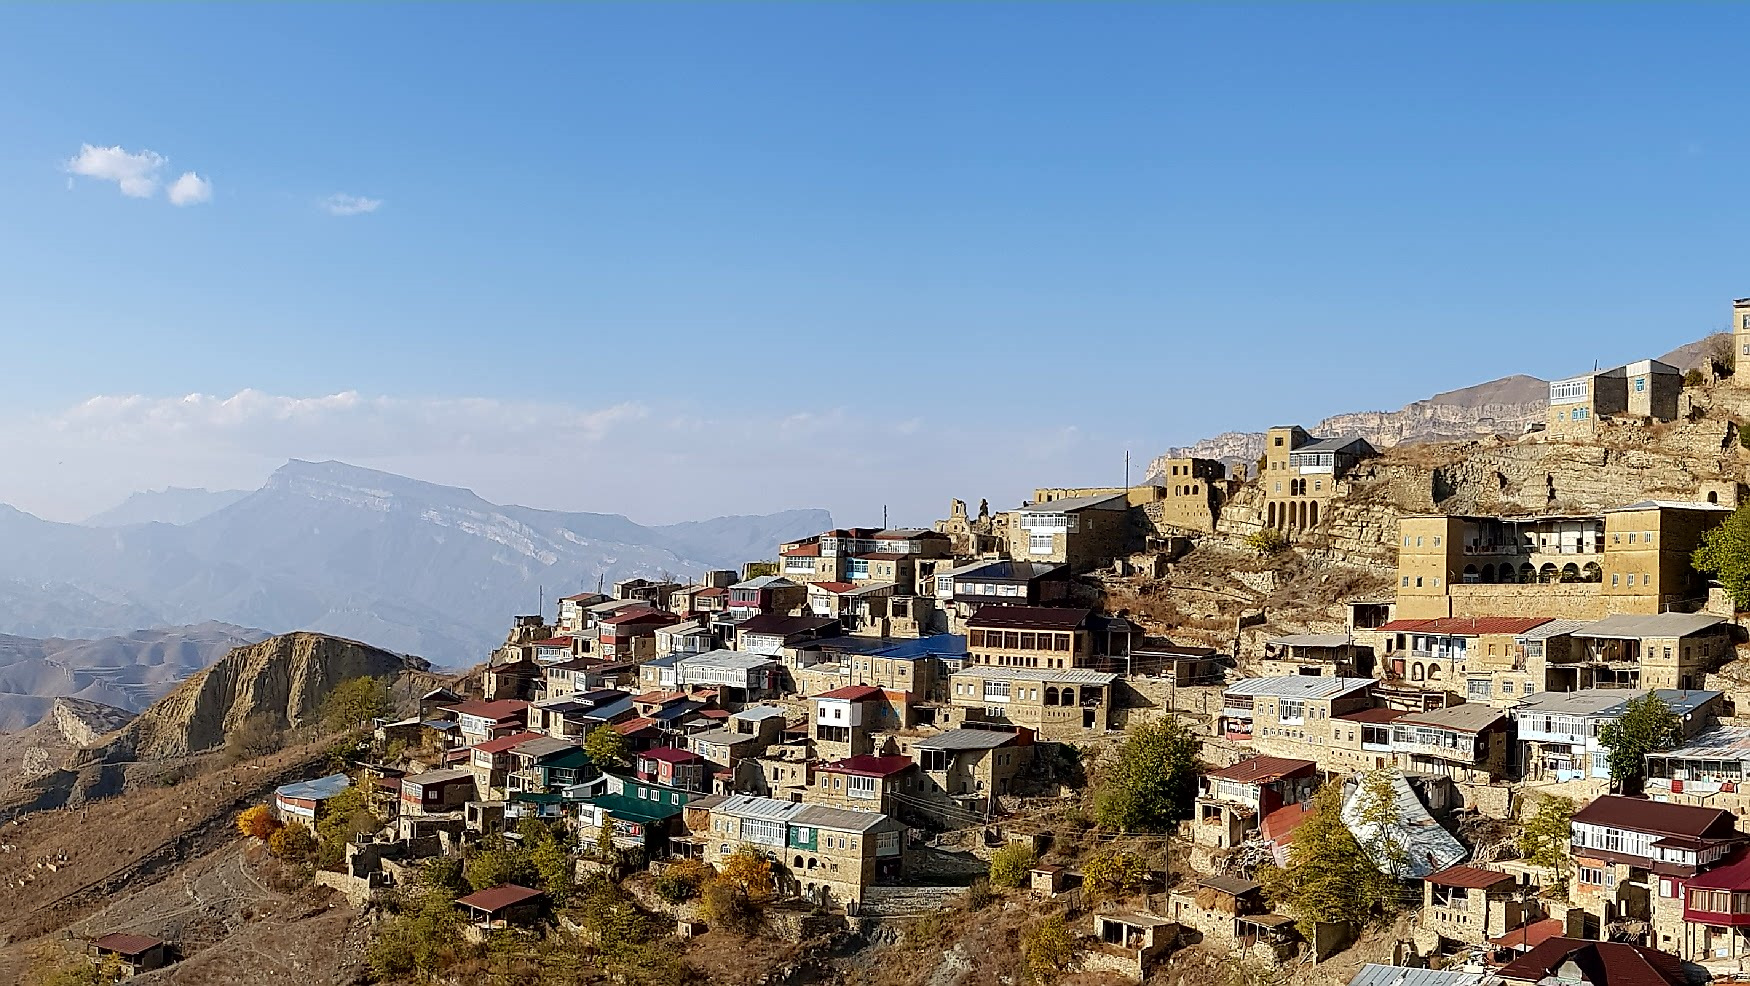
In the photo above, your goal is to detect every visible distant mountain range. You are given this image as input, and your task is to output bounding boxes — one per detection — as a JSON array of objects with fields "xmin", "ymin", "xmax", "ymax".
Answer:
[
  {"xmin": 82, "ymin": 487, "xmax": 251, "ymax": 527},
  {"xmin": 1150, "ymin": 334, "xmax": 1726, "ymax": 473},
  {"xmin": 0, "ymin": 460, "xmax": 831, "ymax": 668},
  {"xmin": 0, "ymin": 623, "xmax": 267, "ymax": 730}
]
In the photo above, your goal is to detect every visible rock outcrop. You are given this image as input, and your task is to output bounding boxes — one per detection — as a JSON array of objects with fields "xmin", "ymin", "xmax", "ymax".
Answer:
[{"xmin": 99, "ymin": 632, "xmax": 429, "ymax": 761}]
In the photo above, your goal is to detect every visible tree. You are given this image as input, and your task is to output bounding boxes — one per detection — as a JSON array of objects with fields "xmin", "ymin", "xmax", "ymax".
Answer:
[
  {"xmin": 1245, "ymin": 527, "xmax": 1289, "ymax": 556},
  {"xmin": 531, "ymin": 829, "xmax": 577, "ymax": 904},
  {"xmin": 465, "ymin": 835, "xmax": 538, "ymax": 892},
  {"xmin": 1257, "ymin": 784, "xmax": 1390, "ymax": 936},
  {"xmin": 1021, "ymin": 914, "xmax": 1076, "ymax": 985},
  {"xmin": 1599, "ymin": 694, "xmax": 1683, "ymax": 794},
  {"xmin": 322, "ymin": 676, "xmax": 390, "ymax": 735},
  {"xmin": 584, "ymin": 725, "xmax": 631, "ymax": 771},
  {"xmin": 226, "ymin": 713, "xmax": 282, "ymax": 762},
  {"xmin": 368, "ymin": 884, "xmax": 467, "ymax": 981},
  {"xmin": 268, "ymin": 821, "xmax": 318, "ymax": 862},
  {"xmin": 236, "ymin": 804, "xmax": 281, "ymax": 841},
  {"xmin": 1092, "ymin": 717, "xmax": 1202, "ymax": 831},
  {"xmin": 313, "ymin": 781, "xmax": 379, "ymax": 869},
  {"xmin": 989, "ymin": 843, "xmax": 1037, "ymax": 889},
  {"xmin": 702, "ymin": 848, "xmax": 774, "ymax": 932},
  {"xmin": 1081, "ymin": 849, "xmax": 1149, "ymax": 901},
  {"xmin": 1695, "ymin": 504, "xmax": 1750, "ymax": 611},
  {"xmin": 1519, "ymin": 795, "xmax": 1576, "ymax": 888},
  {"xmin": 653, "ymin": 859, "xmax": 711, "ymax": 904},
  {"xmin": 1685, "ymin": 368, "xmax": 1707, "ymax": 388}
]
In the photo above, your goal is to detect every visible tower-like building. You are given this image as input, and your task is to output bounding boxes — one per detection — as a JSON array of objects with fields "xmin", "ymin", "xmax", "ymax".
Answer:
[{"xmin": 1733, "ymin": 297, "xmax": 1750, "ymax": 383}]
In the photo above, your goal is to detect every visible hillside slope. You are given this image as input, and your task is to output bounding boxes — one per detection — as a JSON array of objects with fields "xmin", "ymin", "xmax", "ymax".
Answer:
[
  {"xmin": 99, "ymin": 632, "xmax": 430, "ymax": 761},
  {"xmin": 82, "ymin": 487, "xmax": 251, "ymax": 527}
]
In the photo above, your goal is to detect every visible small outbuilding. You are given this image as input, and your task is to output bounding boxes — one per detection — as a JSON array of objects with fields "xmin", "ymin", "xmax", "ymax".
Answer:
[{"xmin": 89, "ymin": 933, "xmax": 170, "ymax": 976}]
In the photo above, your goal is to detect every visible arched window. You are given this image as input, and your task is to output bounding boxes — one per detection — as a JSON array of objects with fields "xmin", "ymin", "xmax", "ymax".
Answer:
[
  {"xmin": 1410, "ymin": 662, "xmax": 1425, "ymax": 682},
  {"xmin": 1583, "ymin": 562, "xmax": 1602, "ymax": 583},
  {"xmin": 1061, "ymin": 687, "xmax": 1077, "ymax": 706},
  {"xmin": 1539, "ymin": 563, "xmax": 1558, "ymax": 584},
  {"xmin": 1480, "ymin": 564, "xmax": 1496, "ymax": 584},
  {"xmin": 1309, "ymin": 501, "xmax": 1319, "ymax": 527},
  {"xmin": 1518, "ymin": 563, "xmax": 1536, "ymax": 584},
  {"xmin": 1044, "ymin": 687, "xmax": 1060, "ymax": 706},
  {"xmin": 1463, "ymin": 564, "xmax": 1479, "ymax": 584},
  {"xmin": 1560, "ymin": 563, "xmax": 1580, "ymax": 583},
  {"xmin": 1709, "ymin": 491, "xmax": 1720, "ymax": 504}
]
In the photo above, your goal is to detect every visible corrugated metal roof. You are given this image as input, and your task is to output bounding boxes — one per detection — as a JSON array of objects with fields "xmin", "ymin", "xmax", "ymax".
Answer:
[
  {"xmin": 792, "ymin": 803, "xmax": 893, "ymax": 833},
  {"xmin": 1572, "ymin": 613, "xmax": 1727, "ymax": 640},
  {"xmin": 1425, "ymin": 865, "xmax": 1514, "ymax": 889},
  {"xmin": 92, "ymin": 934, "xmax": 165, "ymax": 956},
  {"xmin": 1378, "ymin": 617, "xmax": 1552, "ymax": 636},
  {"xmin": 1517, "ymin": 619, "xmax": 1592, "ymax": 640},
  {"xmin": 1606, "ymin": 500, "xmax": 1732, "ymax": 513},
  {"xmin": 1347, "ymin": 964, "xmax": 1496, "ymax": 986},
  {"xmin": 731, "ymin": 705, "xmax": 788, "ymax": 722},
  {"xmin": 714, "ymin": 794, "xmax": 810, "ymax": 822},
  {"xmin": 404, "ymin": 768, "xmax": 474, "ymax": 786},
  {"xmin": 456, "ymin": 884, "xmax": 542, "ymax": 913},
  {"xmin": 913, "ymin": 728, "xmax": 1018, "ymax": 751},
  {"xmin": 1398, "ymin": 703, "xmax": 1509, "ymax": 733},
  {"xmin": 1646, "ymin": 726, "xmax": 1750, "ymax": 761},
  {"xmin": 677, "ymin": 649, "xmax": 780, "ymax": 671},
  {"xmin": 1571, "ymin": 795, "xmax": 1739, "ymax": 840},
  {"xmin": 276, "ymin": 773, "xmax": 352, "ymax": 801},
  {"xmin": 1018, "ymin": 493, "xmax": 1128, "ymax": 513},
  {"xmin": 1206, "ymin": 756, "xmax": 1317, "ymax": 784},
  {"xmin": 1268, "ymin": 633, "xmax": 1354, "ymax": 648},
  {"xmin": 1224, "ymin": 676, "xmax": 1375, "ymax": 700},
  {"xmin": 967, "ymin": 605, "xmax": 1092, "ymax": 630}
]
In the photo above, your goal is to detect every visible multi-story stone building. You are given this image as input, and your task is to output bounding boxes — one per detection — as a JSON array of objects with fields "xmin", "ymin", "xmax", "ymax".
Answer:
[
  {"xmin": 1149, "ymin": 458, "xmax": 1229, "ymax": 533},
  {"xmin": 1547, "ymin": 359, "xmax": 1681, "ymax": 436},
  {"xmin": 1420, "ymin": 866, "xmax": 1523, "ymax": 951},
  {"xmin": 1220, "ymin": 676, "xmax": 1376, "ymax": 765},
  {"xmin": 1388, "ymin": 703, "xmax": 1511, "ymax": 782},
  {"xmin": 696, "ymin": 795, "xmax": 904, "ymax": 907},
  {"xmin": 1259, "ymin": 426, "xmax": 1377, "ymax": 532},
  {"xmin": 948, "ymin": 666, "xmax": 1117, "ymax": 739},
  {"xmin": 1511, "ymin": 688, "xmax": 1724, "ymax": 782},
  {"xmin": 1570, "ymin": 795, "xmax": 1744, "ymax": 929},
  {"xmin": 1394, "ymin": 500, "xmax": 1730, "ymax": 621},
  {"xmin": 1571, "ymin": 613, "xmax": 1732, "ymax": 691},
  {"xmin": 1004, "ymin": 493, "xmax": 1135, "ymax": 571},
  {"xmin": 1192, "ymin": 755, "xmax": 1318, "ymax": 849}
]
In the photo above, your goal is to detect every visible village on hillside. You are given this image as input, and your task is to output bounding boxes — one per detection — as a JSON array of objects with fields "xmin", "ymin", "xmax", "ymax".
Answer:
[{"xmin": 41, "ymin": 298, "xmax": 1750, "ymax": 985}]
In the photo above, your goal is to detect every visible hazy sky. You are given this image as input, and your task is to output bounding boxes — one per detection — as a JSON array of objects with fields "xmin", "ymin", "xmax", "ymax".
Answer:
[{"xmin": 3, "ymin": 4, "xmax": 1748, "ymax": 526}]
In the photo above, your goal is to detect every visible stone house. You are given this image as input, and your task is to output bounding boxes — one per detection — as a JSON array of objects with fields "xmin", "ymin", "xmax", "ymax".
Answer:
[
  {"xmin": 1153, "ymin": 456, "xmax": 1228, "ymax": 533},
  {"xmin": 1084, "ymin": 912, "xmax": 1178, "ymax": 982},
  {"xmin": 399, "ymin": 768, "xmax": 477, "ymax": 816},
  {"xmin": 1668, "ymin": 850, "xmax": 1750, "ymax": 965},
  {"xmin": 1646, "ymin": 726, "xmax": 1750, "ymax": 814},
  {"xmin": 1394, "ymin": 501, "xmax": 1730, "ymax": 622},
  {"xmin": 811, "ymin": 755, "xmax": 918, "ymax": 815},
  {"xmin": 933, "ymin": 559, "xmax": 1071, "ymax": 628},
  {"xmin": 1420, "ymin": 865, "xmax": 1523, "ymax": 950},
  {"xmin": 1004, "ymin": 493, "xmax": 1134, "ymax": 572},
  {"xmin": 1219, "ymin": 676, "xmax": 1375, "ymax": 765},
  {"xmin": 596, "ymin": 608, "xmax": 683, "ymax": 661},
  {"xmin": 88, "ymin": 934, "xmax": 170, "ymax": 977},
  {"xmin": 1389, "ymin": 703, "xmax": 1511, "ymax": 782},
  {"xmin": 1546, "ymin": 359, "xmax": 1680, "ymax": 435},
  {"xmin": 1571, "ymin": 613, "xmax": 1732, "ymax": 691},
  {"xmin": 636, "ymin": 747, "xmax": 708, "ymax": 793},
  {"xmin": 1258, "ymin": 634, "xmax": 1371, "ymax": 677},
  {"xmin": 811, "ymin": 685, "xmax": 904, "ymax": 759},
  {"xmin": 736, "ymin": 614, "xmax": 841, "ymax": 657},
  {"xmin": 899, "ymin": 727, "xmax": 1034, "ymax": 817},
  {"xmin": 1193, "ymin": 755, "xmax": 1318, "ymax": 849},
  {"xmin": 963, "ymin": 605, "xmax": 1134, "ymax": 672},
  {"xmin": 469, "ymin": 731, "xmax": 546, "ymax": 798},
  {"xmin": 1375, "ymin": 616, "xmax": 1554, "ymax": 689},
  {"xmin": 697, "ymin": 795, "xmax": 904, "ymax": 908},
  {"xmin": 948, "ymin": 665, "xmax": 1117, "ymax": 739},
  {"xmin": 273, "ymin": 773, "xmax": 352, "ymax": 823},
  {"xmin": 1259, "ymin": 426, "xmax": 1376, "ymax": 533},
  {"xmin": 727, "ymin": 575, "xmax": 808, "ymax": 620},
  {"xmin": 1511, "ymin": 688, "xmax": 1723, "ymax": 781}
]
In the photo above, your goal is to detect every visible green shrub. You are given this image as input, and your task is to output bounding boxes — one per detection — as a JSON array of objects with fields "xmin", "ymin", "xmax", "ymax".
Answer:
[
  {"xmin": 988, "ymin": 843, "xmax": 1036, "ymax": 888},
  {"xmin": 1245, "ymin": 527, "xmax": 1289, "ymax": 555}
]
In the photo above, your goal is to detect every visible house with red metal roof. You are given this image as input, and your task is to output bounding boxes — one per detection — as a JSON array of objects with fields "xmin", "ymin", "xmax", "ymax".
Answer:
[
  {"xmin": 1194, "ymin": 756, "xmax": 1319, "ymax": 850},
  {"xmin": 1376, "ymin": 616, "xmax": 1554, "ymax": 688},
  {"xmin": 1666, "ymin": 849, "xmax": 1750, "ymax": 964},
  {"xmin": 1571, "ymin": 794, "xmax": 1745, "ymax": 929},
  {"xmin": 597, "ymin": 608, "xmax": 684, "ymax": 661},
  {"xmin": 443, "ymin": 699, "xmax": 531, "ymax": 745},
  {"xmin": 812, "ymin": 754, "xmax": 917, "ymax": 814},
  {"xmin": 1496, "ymin": 937, "xmax": 1687, "ymax": 986},
  {"xmin": 636, "ymin": 747, "xmax": 707, "ymax": 793},
  {"xmin": 456, "ymin": 884, "xmax": 543, "ymax": 937},
  {"xmin": 811, "ymin": 685, "xmax": 906, "ymax": 759},
  {"xmin": 89, "ymin": 933, "xmax": 170, "ymax": 976}
]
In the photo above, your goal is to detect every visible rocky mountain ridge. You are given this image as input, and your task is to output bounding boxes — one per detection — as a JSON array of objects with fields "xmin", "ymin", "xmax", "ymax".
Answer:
[
  {"xmin": 1148, "ymin": 334, "xmax": 1726, "ymax": 477},
  {"xmin": 96, "ymin": 632, "xmax": 432, "ymax": 761},
  {"xmin": 0, "ymin": 459, "xmax": 832, "ymax": 666}
]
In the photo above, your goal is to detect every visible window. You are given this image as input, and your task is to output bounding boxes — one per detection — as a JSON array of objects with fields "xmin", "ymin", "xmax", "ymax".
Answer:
[
  {"xmin": 1579, "ymin": 865, "xmax": 1607, "ymax": 886},
  {"xmin": 1627, "ymin": 574, "xmax": 1636, "ymax": 586},
  {"xmin": 1635, "ymin": 377, "xmax": 1646, "ymax": 393},
  {"xmin": 1416, "ymin": 537, "xmax": 1424, "ymax": 547},
  {"xmin": 1612, "ymin": 574, "xmax": 1620, "ymax": 586},
  {"xmin": 1416, "ymin": 577, "xmax": 1423, "ymax": 588},
  {"xmin": 847, "ymin": 775, "xmax": 878, "ymax": 799},
  {"xmin": 1402, "ymin": 577, "xmax": 1410, "ymax": 587},
  {"xmin": 1629, "ymin": 533, "xmax": 1636, "ymax": 544},
  {"xmin": 1028, "ymin": 534, "xmax": 1054, "ymax": 555},
  {"xmin": 982, "ymin": 681, "xmax": 1011, "ymax": 702},
  {"xmin": 1434, "ymin": 536, "xmax": 1441, "ymax": 546}
]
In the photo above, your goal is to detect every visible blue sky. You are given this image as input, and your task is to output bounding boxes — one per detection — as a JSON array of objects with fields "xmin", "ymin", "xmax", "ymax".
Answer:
[{"xmin": 2, "ymin": 4, "xmax": 1747, "ymax": 524}]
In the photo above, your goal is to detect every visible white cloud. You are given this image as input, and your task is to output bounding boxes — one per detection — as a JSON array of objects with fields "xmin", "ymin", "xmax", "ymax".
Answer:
[
  {"xmin": 167, "ymin": 171, "xmax": 213, "ymax": 206},
  {"xmin": 66, "ymin": 144, "xmax": 166, "ymax": 198},
  {"xmin": 321, "ymin": 193, "xmax": 382, "ymax": 216},
  {"xmin": 0, "ymin": 390, "xmax": 1132, "ymax": 528}
]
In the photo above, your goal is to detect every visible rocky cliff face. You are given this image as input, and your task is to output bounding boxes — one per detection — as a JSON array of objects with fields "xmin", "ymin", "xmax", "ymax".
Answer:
[
  {"xmin": 1149, "ymin": 376, "xmax": 1549, "ymax": 477},
  {"xmin": 103, "ymin": 633, "xmax": 429, "ymax": 761}
]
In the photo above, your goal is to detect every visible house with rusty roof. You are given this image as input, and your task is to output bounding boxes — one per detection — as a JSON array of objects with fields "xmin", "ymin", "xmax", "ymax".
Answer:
[
  {"xmin": 810, "ymin": 755, "xmax": 917, "ymax": 815},
  {"xmin": 1496, "ymin": 937, "xmax": 1687, "ymax": 986},
  {"xmin": 1193, "ymin": 755, "xmax": 1319, "ymax": 849},
  {"xmin": 88, "ymin": 933, "xmax": 171, "ymax": 976}
]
